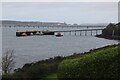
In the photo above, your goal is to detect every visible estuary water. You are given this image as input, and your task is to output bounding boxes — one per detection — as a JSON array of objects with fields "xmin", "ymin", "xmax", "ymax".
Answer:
[{"xmin": 2, "ymin": 27, "xmax": 118, "ymax": 68}]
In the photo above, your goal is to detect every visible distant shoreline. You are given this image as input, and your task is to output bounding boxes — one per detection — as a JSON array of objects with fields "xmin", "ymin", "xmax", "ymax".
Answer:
[
  {"xmin": 96, "ymin": 34, "xmax": 120, "ymax": 40},
  {"xmin": 1, "ymin": 20, "xmax": 108, "ymax": 27}
]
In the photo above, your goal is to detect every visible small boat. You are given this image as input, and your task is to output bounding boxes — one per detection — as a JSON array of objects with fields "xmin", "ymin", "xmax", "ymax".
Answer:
[
  {"xmin": 55, "ymin": 32, "xmax": 63, "ymax": 37},
  {"xmin": 21, "ymin": 32, "xmax": 27, "ymax": 36},
  {"xmin": 16, "ymin": 31, "xmax": 27, "ymax": 37},
  {"xmin": 35, "ymin": 32, "xmax": 40, "ymax": 35}
]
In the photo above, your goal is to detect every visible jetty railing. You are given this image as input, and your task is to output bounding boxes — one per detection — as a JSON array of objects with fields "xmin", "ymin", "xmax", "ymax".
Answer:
[{"xmin": 3, "ymin": 25, "xmax": 105, "ymax": 28}]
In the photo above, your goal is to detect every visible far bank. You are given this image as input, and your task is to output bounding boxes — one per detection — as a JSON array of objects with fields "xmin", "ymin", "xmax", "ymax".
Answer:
[{"xmin": 96, "ymin": 23, "xmax": 120, "ymax": 40}]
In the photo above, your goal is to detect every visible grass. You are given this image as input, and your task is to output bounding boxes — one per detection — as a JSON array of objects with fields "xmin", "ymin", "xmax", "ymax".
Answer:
[
  {"xmin": 43, "ymin": 73, "xmax": 58, "ymax": 80},
  {"xmin": 58, "ymin": 44, "xmax": 119, "ymax": 79}
]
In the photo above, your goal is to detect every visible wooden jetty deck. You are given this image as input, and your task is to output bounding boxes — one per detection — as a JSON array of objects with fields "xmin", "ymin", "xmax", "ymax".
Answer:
[
  {"xmin": 16, "ymin": 30, "xmax": 54, "ymax": 37},
  {"xmin": 53, "ymin": 29, "xmax": 104, "ymax": 36},
  {"xmin": 16, "ymin": 29, "xmax": 104, "ymax": 37}
]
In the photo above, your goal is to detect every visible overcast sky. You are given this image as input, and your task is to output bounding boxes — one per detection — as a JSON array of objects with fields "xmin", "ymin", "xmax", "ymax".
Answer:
[
  {"xmin": 2, "ymin": 2, "xmax": 118, "ymax": 24},
  {"xmin": 1, "ymin": 0, "xmax": 119, "ymax": 2}
]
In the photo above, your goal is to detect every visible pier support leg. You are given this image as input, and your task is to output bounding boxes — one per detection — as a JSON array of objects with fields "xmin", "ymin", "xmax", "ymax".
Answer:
[
  {"xmin": 69, "ymin": 31, "xmax": 71, "ymax": 36},
  {"xmin": 75, "ymin": 31, "xmax": 76, "ymax": 36},
  {"xmin": 80, "ymin": 31, "xmax": 81, "ymax": 36},
  {"xmin": 91, "ymin": 30, "xmax": 92, "ymax": 36},
  {"xmin": 96, "ymin": 30, "xmax": 98, "ymax": 35},
  {"xmin": 85, "ymin": 31, "xmax": 87, "ymax": 36}
]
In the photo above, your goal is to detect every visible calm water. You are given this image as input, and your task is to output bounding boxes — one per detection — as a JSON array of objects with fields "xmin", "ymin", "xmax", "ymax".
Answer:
[{"xmin": 2, "ymin": 27, "xmax": 118, "ymax": 68}]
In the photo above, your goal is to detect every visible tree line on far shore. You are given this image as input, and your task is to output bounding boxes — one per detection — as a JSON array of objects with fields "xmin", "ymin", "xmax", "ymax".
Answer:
[{"xmin": 96, "ymin": 23, "xmax": 120, "ymax": 40}]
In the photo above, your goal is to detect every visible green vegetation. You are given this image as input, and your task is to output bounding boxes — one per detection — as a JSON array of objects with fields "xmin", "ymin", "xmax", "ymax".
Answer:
[
  {"xmin": 43, "ymin": 74, "xmax": 58, "ymax": 80},
  {"xmin": 96, "ymin": 23, "xmax": 120, "ymax": 40},
  {"xmin": 2, "ymin": 56, "xmax": 64, "ymax": 80},
  {"xmin": 58, "ymin": 44, "xmax": 120, "ymax": 79},
  {"xmin": 2, "ymin": 44, "xmax": 120, "ymax": 80}
]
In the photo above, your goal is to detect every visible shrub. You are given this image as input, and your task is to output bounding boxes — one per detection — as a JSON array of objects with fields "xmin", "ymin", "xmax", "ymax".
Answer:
[
  {"xmin": 7, "ymin": 56, "xmax": 64, "ymax": 80},
  {"xmin": 58, "ymin": 45, "xmax": 120, "ymax": 80}
]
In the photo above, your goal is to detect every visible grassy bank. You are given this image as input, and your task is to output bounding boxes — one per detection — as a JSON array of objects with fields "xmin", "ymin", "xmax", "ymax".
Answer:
[
  {"xmin": 58, "ymin": 44, "xmax": 120, "ymax": 79},
  {"xmin": 43, "ymin": 74, "xmax": 58, "ymax": 80}
]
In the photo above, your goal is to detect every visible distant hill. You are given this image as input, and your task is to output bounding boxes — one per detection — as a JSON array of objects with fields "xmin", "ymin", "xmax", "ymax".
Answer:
[
  {"xmin": 80, "ymin": 23, "xmax": 108, "ymax": 26},
  {"xmin": 1, "ymin": 20, "xmax": 67, "ymax": 27},
  {"xmin": 1, "ymin": 20, "xmax": 107, "ymax": 27}
]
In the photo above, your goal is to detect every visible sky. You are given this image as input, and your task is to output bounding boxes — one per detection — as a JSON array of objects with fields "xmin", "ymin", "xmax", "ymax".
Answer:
[
  {"xmin": 1, "ymin": 0, "xmax": 119, "ymax": 2},
  {"xmin": 2, "ymin": 2, "xmax": 118, "ymax": 24}
]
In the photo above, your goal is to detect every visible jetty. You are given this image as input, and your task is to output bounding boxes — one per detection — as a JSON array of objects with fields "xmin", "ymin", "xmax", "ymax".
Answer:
[
  {"xmin": 16, "ymin": 30, "xmax": 54, "ymax": 37},
  {"xmin": 16, "ymin": 29, "xmax": 104, "ymax": 37}
]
